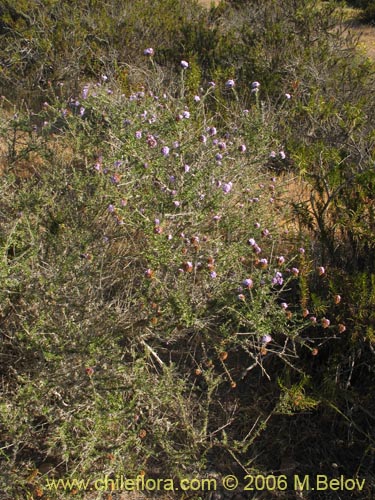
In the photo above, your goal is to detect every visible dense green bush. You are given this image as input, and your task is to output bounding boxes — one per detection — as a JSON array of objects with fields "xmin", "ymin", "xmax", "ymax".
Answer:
[
  {"xmin": 339, "ymin": 0, "xmax": 375, "ymax": 22},
  {"xmin": 0, "ymin": 0, "xmax": 206, "ymax": 103}
]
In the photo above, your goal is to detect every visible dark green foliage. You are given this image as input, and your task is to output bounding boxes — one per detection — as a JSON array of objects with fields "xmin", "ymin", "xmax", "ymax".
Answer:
[
  {"xmin": 0, "ymin": 0, "xmax": 207, "ymax": 102},
  {"xmin": 362, "ymin": 2, "xmax": 375, "ymax": 21},
  {"xmin": 343, "ymin": 0, "xmax": 375, "ymax": 21}
]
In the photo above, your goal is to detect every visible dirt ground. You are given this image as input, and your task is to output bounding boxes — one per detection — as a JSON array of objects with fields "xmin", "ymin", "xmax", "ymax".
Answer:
[
  {"xmin": 350, "ymin": 21, "xmax": 375, "ymax": 60},
  {"xmin": 198, "ymin": 0, "xmax": 219, "ymax": 7}
]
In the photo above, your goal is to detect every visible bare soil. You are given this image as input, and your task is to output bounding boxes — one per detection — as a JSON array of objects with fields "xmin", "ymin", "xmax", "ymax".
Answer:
[{"xmin": 350, "ymin": 22, "xmax": 375, "ymax": 60}]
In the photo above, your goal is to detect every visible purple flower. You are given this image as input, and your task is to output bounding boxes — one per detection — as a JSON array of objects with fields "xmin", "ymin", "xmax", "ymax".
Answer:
[
  {"xmin": 135, "ymin": 130, "xmax": 142, "ymax": 139},
  {"xmin": 322, "ymin": 318, "xmax": 330, "ymax": 329},
  {"xmin": 272, "ymin": 272, "xmax": 284, "ymax": 286},
  {"xmin": 173, "ymin": 200, "xmax": 180, "ymax": 207},
  {"xmin": 248, "ymin": 238, "xmax": 256, "ymax": 246},
  {"xmin": 291, "ymin": 267, "xmax": 299, "ymax": 276},
  {"xmin": 180, "ymin": 60, "xmax": 189, "ymax": 69},
  {"xmin": 161, "ymin": 146, "xmax": 170, "ymax": 157},
  {"xmin": 82, "ymin": 85, "xmax": 89, "ymax": 100},
  {"xmin": 242, "ymin": 278, "xmax": 253, "ymax": 289},
  {"xmin": 199, "ymin": 134, "xmax": 207, "ymax": 144},
  {"xmin": 215, "ymin": 153, "xmax": 223, "ymax": 161},
  {"xmin": 225, "ymin": 79, "xmax": 235, "ymax": 89},
  {"xmin": 281, "ymin": 302, "xmax": 288, "ymax": 310},
  {"xmin": 277, "ymin": 256, "xmax": 285, "ymax": 265},
  {"xmin": 269, "ymin": 151, "xmax": 276, "ymax": 158},
  {"xmin": 110, "ymin": 174, "xmax": 120, "ymax": 184},
  {"xmin": 208, "ymin": 81, "xmax": 216, "ymax": 88},
  {"xmin": 107, "ymin": 204, "xmax": 115, "ymax": 213},
  {"xmin": 210, "ymin": 271, "xmax": 217, "ymax": 279},
  {"xmin": 279, "ymin": 151, "xmax": 286, "ymax": 160},
  {"xmin": 222, "ymin": 182, "xmax": 233, "ymax": 194},
  {"xmin": 254, "ymin": 222, "xmax": 261, "ymax": 229},
  {"xmin": 144, "ymin": 47, "xmax": 154, "ymax": 56},
  {"xmin": 194, "ymin": 95, "xmax": 201, "ymax": 102},
  {"xmin": 208, "ymin": 126, "xmax": 217, "ymax": 136},
  {"xmin": 251, "ymin": 81, "xmax": 260, "ymax": 89},
  {"xmin": 261, "ymin": 334, "xmax": 272, "ymax": 344},
  {"xmin": 147, "ymin": 134, "xmax": 157, "ymax": 148},
  {"xmin": 184, "ymin": 164, "xmax": 190, "ymax": 173},
  {"xmin": 238, "ymin": 144, "xmax": 246, "ymax": 153},
  {"xmin": 285, "ymin": 93, "xmax": 291, "ymax": 99},
  {"xmin": 182, "ymin": 110, "xmax": 190, "ymax": 119}
]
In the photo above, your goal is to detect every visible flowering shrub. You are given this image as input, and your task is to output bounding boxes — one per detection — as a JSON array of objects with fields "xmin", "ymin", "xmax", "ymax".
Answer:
[{"xmin": 1, "ymin": 3, "xmax": 375, "ymax": 495}]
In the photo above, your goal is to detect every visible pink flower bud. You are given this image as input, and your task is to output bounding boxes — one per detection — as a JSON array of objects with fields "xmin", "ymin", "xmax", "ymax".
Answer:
[{"xmin": 321, "ymin": 318, "xmax": 330, "ymax": 329}]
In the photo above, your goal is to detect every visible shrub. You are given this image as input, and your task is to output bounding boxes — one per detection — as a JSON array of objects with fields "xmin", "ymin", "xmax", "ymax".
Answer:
[
  {"xmin": 0, "ymin": 0, "xmax": 207, "ymax": 103},
  {"xmin": 2, "ymin": 1, "xmax": 375, "ymax": 497},
  {"xmin": 1, "ymin": 71, "xmax": 349, "ymax": 498}
]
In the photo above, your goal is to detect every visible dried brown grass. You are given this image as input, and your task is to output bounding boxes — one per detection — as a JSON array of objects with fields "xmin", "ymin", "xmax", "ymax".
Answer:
[
  {"xmin": 198, "ymin": 0, "xmax": 219, "ymax": 7},
  {"xmin": 353, "ymin": 23, "xmax": 375, "ymax": 60},
  {"xmin": 343, "ymin": 8, "xmax": 375, "ymax": 61}
]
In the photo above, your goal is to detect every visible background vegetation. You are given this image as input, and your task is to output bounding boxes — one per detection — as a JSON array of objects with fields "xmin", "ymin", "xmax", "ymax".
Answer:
[{"xmin": 1, "ymin": 0, "xmax": 375, "ymax": 499}]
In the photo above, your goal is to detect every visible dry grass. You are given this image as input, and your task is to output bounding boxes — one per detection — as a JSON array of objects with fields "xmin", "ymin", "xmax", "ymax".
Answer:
[
  {"xmin": 343, "ymin": 8, "xmax": 375, "ymax": 60},
  {"xmin": 352, "ymin": 23, "xmax": 375, "ymax": 60},
  {"xmin": 198, "ymin": 0, "xmax": 219, "ymax": 7}
]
